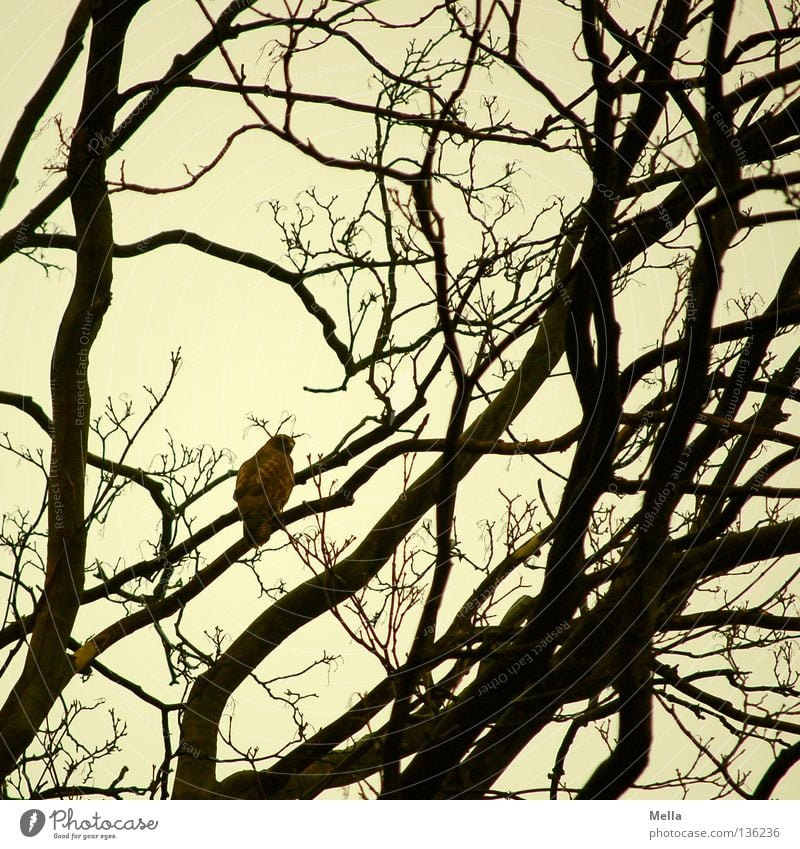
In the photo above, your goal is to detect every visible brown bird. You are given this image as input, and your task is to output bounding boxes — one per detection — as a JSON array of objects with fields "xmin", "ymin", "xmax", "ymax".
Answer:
[{"xmin": 233, "ymin": 434, "xmax": 295, "ymax": 546}]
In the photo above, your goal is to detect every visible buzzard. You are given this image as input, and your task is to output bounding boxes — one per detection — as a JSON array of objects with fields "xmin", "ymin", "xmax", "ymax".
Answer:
[{"xmin": 234, "ymin": 434, "xmax": 295, "ymax": 546}]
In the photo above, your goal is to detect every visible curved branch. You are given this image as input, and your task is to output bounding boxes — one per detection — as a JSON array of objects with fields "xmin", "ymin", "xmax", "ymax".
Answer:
[
  {"xmin": 665, "ymin": 610, "xmax": 800, "ymax": 632},
  {"xmin": 0, "ymin": 0, "xmax": 147, "ymax": 780},
  {"xmin": 752, "ymin": 741, "xmax": 800, "ymax": 799},
  {"xmin": 71, "ymin": 537, "xmax": 253, "ymax": 673},
  {"xmin": 655, "ymin": 662, "xmax": 800, "ymax": 736},
  {"xmin": 0, "ymin": 391, "xmax": 174, "ymax": 520},
  {"xmin": 0, "ymin": 0, "xmax": 92, "ymax": 208}
]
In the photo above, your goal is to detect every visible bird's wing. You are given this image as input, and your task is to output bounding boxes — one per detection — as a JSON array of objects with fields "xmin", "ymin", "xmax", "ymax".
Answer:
[
  {"xmin": 257, "ymin": 452, "xmax": 292, "ymax": 508},
  {"xmin": 233, "ymin": 457, "xmax": 258, "ymax": 502}
]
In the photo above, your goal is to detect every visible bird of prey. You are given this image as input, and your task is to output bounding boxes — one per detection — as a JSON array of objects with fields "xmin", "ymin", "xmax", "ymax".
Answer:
[{"xmin": 233, "ymin": 434, "xmax": 295, "ymax": 546}]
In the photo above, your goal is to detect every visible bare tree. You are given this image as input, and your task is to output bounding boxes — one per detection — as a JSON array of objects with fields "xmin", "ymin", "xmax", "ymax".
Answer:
[{"xmin": 2, "ymin": 0, "xmax": 800, "ymax": 800}]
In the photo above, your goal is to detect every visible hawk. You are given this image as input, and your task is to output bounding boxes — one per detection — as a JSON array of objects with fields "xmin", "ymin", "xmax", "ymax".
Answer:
[{"xmin": 234, "ymin": 434, "xmax": 295, "ymax": 546}]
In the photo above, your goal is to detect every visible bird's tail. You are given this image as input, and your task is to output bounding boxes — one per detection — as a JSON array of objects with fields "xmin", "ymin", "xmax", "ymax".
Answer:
[{"xmin": 243, "ymin": 517, "xmax": 273, "ymax": 547}]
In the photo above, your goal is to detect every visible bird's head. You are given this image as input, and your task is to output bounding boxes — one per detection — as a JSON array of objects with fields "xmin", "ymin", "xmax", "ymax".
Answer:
[{"xmin": 267, "ymin": 434, "xmax": 295, "ymax": 455}]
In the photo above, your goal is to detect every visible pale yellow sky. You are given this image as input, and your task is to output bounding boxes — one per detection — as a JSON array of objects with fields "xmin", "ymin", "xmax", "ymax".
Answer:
[{"xmin": 1, "ymin": 1, "xmax": 799, "ymax": 800}]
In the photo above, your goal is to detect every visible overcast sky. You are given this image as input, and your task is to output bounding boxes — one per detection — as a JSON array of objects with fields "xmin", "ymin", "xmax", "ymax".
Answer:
[{"xmin": 1, "ymin": 1, "xmax": 799, "ymax": 799}]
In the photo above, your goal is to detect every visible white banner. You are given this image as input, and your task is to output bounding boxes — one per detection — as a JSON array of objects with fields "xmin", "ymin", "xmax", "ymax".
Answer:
[{"xmin": 1, "ymin": 800, "xmax": 798, "ymax": 848}]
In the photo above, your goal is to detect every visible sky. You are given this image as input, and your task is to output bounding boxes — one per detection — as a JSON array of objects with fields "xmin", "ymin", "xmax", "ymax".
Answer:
[{"xmin": 1, "ymin": 0, "xmax": 799, "ymax": 800}]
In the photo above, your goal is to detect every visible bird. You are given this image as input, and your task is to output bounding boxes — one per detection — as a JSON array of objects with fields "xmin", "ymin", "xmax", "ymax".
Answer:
[{"xmin": 233, "ymin": 434, "xmax": 295, "ymax": 546}]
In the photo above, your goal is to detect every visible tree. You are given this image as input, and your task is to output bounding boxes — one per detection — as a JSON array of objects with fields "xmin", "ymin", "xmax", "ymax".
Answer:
[{"xmin": 2, "ymin": 0, "xmax": 800, "ymax": 800}]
